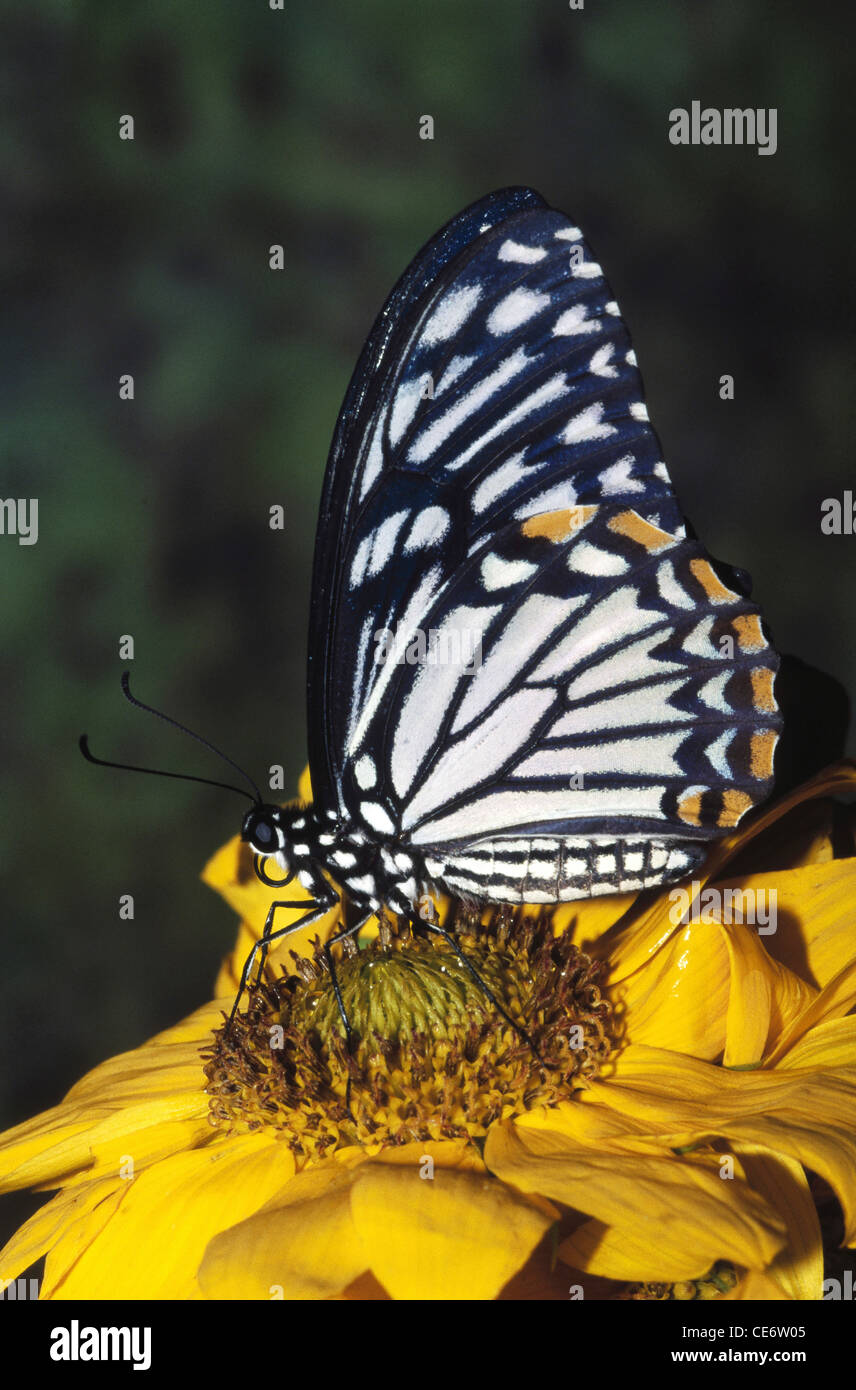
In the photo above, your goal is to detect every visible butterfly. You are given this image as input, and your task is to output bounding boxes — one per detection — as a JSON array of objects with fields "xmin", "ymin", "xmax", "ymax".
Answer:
[{"xmin": 233, "ymin": 185, "xmax": 782, "ymax": 993}]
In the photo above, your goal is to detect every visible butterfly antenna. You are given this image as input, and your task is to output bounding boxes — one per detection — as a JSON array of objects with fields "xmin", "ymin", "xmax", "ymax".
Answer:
[
  {"xmin": 118, "ymin": 671, "xmax": 264, "ymax": 804},
  {"xmin": 79, "ymin": 735, "xmax": 257, "ymax": 802}
]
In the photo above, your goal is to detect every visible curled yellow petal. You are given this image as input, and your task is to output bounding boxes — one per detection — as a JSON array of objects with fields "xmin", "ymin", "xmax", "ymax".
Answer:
[
  {"xmin": 731, "ymin": 1144, "xmax": 823, "ymax": 1300},
  {"xmin": 753, "ymin": 859, "xmax": 856, "ymax": 991},
  {"xmin": 584, "ymin": 1045, "xmax": 856, "ymax": 1243},
  {"xmin": 718, "ymin": 917, "xmax": 815, "ymax": 1066},
  {"xmin": 614, "ymin": 920, "xmax": 731, "ymax": 1059},
  {"xmin": 486, "ymin": 1120, "xmax": 785, "ymax": 1282}
]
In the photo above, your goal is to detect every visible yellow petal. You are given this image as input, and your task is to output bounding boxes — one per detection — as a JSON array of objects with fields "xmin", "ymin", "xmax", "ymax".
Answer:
[
  {"xmin": 766, "ymin": 958, "xmax": 856, "ymax": 1064},
  {"xmin": 201, "ymin": 833, "xmax": 278, "ymax": 924},
  {"xmin": 350, "ymin": 1162, "xmax": 552, "ymax": 1300},
  {"xmin": 718, "ymin": 919, "xmax": 815, "ymax": 1066},
  {"xmin": 368, "ymin": 1137, "xmax": 486, "ymax": 1173},
  {"xmin": 486, "ymin": 1120, "xmax": 784, "ymax": 1282},
  {"xmin": 615, "ymin": 920, "xmax": 731, "ymax": 1059},
  {"xmin": 723, "ymin": 932, "xmax": 772, "ymax": 1066},
  {"xmin": 0, "ymin": 1176, "xmax": 123, "ymax": 1292},
  {"xmin": 724, "ymin": 1269, "xmax": 793, "ymax": 1300},
  {"xmin": 775, "ymin": 1014, "xmax": 856, "ymax": 1071},
  {"xmin": 581, "ymin": 1044, "xmax": 856, "ymax": 1243},
  {"xmin": 731, "ymin": 1144, "xmax": 823, "ymax": 1300},
  {"xmin": 0, "ymin": 1005, "xmax": 219, "ymax": 1194},
  {"xmin": 751, "ymin": 859, "xmax": 856, "ymax": 990},
  {"xmin": 551, "ymin": 892, "xmax": 640, "ymax": 950},
  {"xmin": 213, "ymin": 916, "xmax": 259, "ymax": 998},
  {"xmin": 198, "ymin": 1161, "xmax": 367, "ymax": 1300},
  {"xmin": 46, "ymin": 1134, "xmax": 292, "ymax": 1299}
]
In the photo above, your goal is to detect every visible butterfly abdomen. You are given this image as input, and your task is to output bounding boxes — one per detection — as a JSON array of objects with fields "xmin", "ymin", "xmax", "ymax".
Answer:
[{"xmin": 423, "ymin": 835, "xmax": 708, "ymax": 903}]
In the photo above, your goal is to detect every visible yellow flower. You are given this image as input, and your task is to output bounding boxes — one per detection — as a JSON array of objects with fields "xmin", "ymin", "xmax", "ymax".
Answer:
[{"xmin": 1, "ymin": 763, "xmax": 855, "ymax": 1300}]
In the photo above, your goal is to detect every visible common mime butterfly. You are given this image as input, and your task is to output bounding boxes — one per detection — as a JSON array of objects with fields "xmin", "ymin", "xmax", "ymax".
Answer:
[
  {"xmin": 235, "ymin": 185, "xmax": 782, "ymax": 993},
  {"xmin": 83, "ymin": 186, "xmax": 782, "ymax": 1013}
]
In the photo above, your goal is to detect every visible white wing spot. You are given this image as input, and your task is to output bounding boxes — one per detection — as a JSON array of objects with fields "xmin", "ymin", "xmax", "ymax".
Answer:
[
  {"xmin": 553, "ymin": 304, "xmax": 599, "ymax": 336},
  {"xmin": 513, "ymin": 477, "xmax": 579, "ymax": 518},
  {"xmin": 360, "ymin": 802, "xmax": 395, "ymax": 835},
  {"xmin": 683, "ymin": 618, "xmax": 720, "ymax": 659},
  {"xmin": 388, "ymin": 378, "xmax": 424, "ymax": 446},
  {"xmin": 599, "ymin": 455, "xmax": 643, "ymax": 495},
  {"xmin": 471, "ymin": 450, "xmax": 530, "ymax": 514},
  {"xmin": 589, "ymin": 343, "xmax": 618, "ymax": 378},
  {"xmin": 698, "ymin": 671, "xmax": 731, "ymax": 713},
  {"xmin": 571, "ymin": 260, "xmax": 602, "ymax": 279},
  {"xmin": 354, "ymin": 755, "xmax": 377, "ymax": 790},
  {"xmin": 487, "ymin": 288, "xmax": 550, "ymax": 335},
  {"xmin": 357, "ymin": 418, "xmax": 385, "ymax": 503},
  {"xmin": 420, "ymin": 285, "xmax": 482, "ymax": 346},
  {"xmin": 657, "ymin": 559, "xmax": 694, "ymax": 610},
  {"xmin": 368, "ymin": 509, "xmax": 410, "ymax": 576},
  {"xmin": 480, "ymin": 553, "xmax": 538, "ymax": 591},
  {"xmin": 555, "ymin": 226, "xmax": 583, "ymax": 242},
  {"xmin": 605, "ymin": 301, "xmax": 620, "ymax": 315},
  {"xmin": 568, "ymin": 541, "xmax": 628, "ymax": 576},
  {"xmin": 497, "ymin": 239, "xmax": 547, "ymax": 264},
  {"xmin": 629, "ymin": 402, "xmax": 649, "ymax": 421},
  {"xmin": 562, "ymin": 402, "xmax": 617, "ymax": 445},
  {"xmin": 408, "ymin": 348, "xmax": 528, "ymax": 464},
  {"xmin": 349, "ymin": 535, "xmax": 372, "ymax": 588},
  {"xmin": 347, "ymin": 875, "xmax": 377, "ymax": 896},
  {"xmin": 707, "ymin": 730, "xmax": 735, "ymax": 777},
  {"xmin": 436, "ymin": 354, "xmax": 475, "ymax": 395},
  {"xmin": 403, "ymin": 506, "xmax": 449, "ymax": 553}
]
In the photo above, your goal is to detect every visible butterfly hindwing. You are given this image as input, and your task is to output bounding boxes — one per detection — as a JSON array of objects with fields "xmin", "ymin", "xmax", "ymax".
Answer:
[{"xmin": 342, "ymin": 502, "xmax": 778, "ymax": 837}]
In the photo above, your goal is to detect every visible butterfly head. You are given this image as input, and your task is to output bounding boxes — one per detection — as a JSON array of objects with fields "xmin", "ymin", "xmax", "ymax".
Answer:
[{"xmin": 241, "ymin": 804, "xmax": 290, "ymax": 861}]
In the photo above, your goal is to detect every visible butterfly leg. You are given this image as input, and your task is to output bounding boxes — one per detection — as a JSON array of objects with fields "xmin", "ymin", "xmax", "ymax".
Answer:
[
  {"xmin": 417, "ymin": 917, "xmax": 542, "ymax": 1062},
  {"xmin": 229, "ymin": 896, "xmax": 337, "ymax": 1027},
  {"xmin": 322, "ymin": 909, "xmax": 377, "ymax": 1116},
  {"xmin": 251, "ymin": 893, "xmax": 338, "ymax": 992}
]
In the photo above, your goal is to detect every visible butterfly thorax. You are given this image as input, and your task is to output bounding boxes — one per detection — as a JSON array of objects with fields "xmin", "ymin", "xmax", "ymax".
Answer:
[{"xmin": 242, "ymin": 803, "xmax": 423, "ymax": 915}]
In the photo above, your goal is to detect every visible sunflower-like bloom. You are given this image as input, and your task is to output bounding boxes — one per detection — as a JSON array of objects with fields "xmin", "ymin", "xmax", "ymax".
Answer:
[{"xmin": 1, "ymin": 764, "xmax": 855, "ymax": 1301}]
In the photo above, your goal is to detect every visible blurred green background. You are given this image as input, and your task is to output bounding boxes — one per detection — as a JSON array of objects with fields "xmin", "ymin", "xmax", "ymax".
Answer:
[{"xmin": 1, "ymin": 0, "xmax": 853, "ymax": 1244}]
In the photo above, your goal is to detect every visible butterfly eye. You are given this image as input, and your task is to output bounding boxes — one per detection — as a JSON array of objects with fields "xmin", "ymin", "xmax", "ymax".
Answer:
[
  {"xmin": 241, "ymin": 811, "xmax": 278, "ymax": 852},
  {"xmin": 253, "ymin": 821, "xmax": 275, "ymax": 847}
]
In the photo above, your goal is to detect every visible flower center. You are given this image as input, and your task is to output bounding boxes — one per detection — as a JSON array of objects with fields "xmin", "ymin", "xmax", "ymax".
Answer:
[{"xmin": 203, "ymin": 908, "xmax": 618, "ymax": 1160}]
